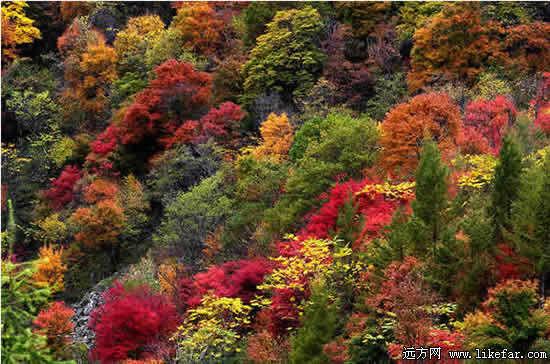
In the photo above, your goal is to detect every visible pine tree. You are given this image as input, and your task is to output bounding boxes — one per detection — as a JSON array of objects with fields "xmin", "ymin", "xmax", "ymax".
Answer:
[
  {"xmin": 289, "ymin": 284, "xmax": 339, "ymax": 364},
  {"xmin": 6, "ymin": 199, "xmax": 16, "ymax": 257},
  {"xmin": 412, "ymin": 140, "xmax": 449, "ymax": 257},
  {"xmin": 513, "ymin": 156, "xmax": 550, "ymax": 296},
  {"xmin": 490, "ymin": 133, "xmax": 522, "ymax": 242},
  {"xmin": 1, "ymin": 261, "xmax": 55, "ymax": 363}
]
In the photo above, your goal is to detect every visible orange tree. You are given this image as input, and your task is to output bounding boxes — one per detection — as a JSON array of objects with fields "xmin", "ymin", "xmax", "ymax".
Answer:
[
  {"xmin": 381, "ymin": 92, "xmax": 461, "ymax": 173},
  {"xmin": 408, "ymin": 2, "xmax": 504, "ymax": 93}
]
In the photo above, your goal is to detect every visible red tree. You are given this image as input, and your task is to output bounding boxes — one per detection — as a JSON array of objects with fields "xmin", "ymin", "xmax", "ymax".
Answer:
[
  {"xmin": 167, "ymin": 101, "xmax": 245, "ymax": 148},
  {"xmin": 44, "ymin": 166, "xmax": 81, "ymax": 209},
  {"xmin": 89, "ymin": 281, "xmax": 179, "ymax": 363},
  {"xmin": 33, "ymin": 301, "xmax": 75, "ymax": 357},
  {"xmin": 533, "ymin": 73, "xmax": 550, "ymax": 135},
  {"xmin": 119, "ymin": 60, "xmax": 212, "ymax": 147},
  {"xmin": 459, "ymin": 95, "xmax": 517, "ymax": 155}
]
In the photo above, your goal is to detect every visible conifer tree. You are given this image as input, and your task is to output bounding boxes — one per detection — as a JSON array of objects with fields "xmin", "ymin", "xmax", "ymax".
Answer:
[
  {"xmin": 490, "ymin": 133, "xmax": 522, "ymax": 242},
  {"xmin": 412, "ymin": 140, "xmax": 449, "ymax": 256},
  {"xmin": 1, "ymin": 261, "xmax": 55, "ymax": 363},
  {"xmin": 289, "ymin": 283, "xmax": 339, "ymax": 364},
  {"xmin": 513, "ymin": 156, "xmax": 550, "ymax": 295}
]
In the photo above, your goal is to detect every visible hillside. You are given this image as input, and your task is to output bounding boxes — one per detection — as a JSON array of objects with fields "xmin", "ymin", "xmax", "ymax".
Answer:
[{"xmin": 2, "ymin": 2, "xmax": 550, "ymax": 363}]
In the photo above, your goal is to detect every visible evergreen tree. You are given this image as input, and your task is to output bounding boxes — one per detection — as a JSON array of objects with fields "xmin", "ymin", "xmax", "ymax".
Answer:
[
  {"xmin": 1, "ymin": 260, "xmax": 56, "ymax": 363},
  {"xmin": 289, "ymin": 284, "xmax": 339, "ymax": 364},
  {"xmin": 411, "ymin": 141, "xmax": 449, "ymax": 256},
  {"xmin": 490, "ymin": 133, "xmax": 522, "ymax": 242},
  {"xmin": 513, "ymin": 156, "xmax": 550, "ymax": 295}
]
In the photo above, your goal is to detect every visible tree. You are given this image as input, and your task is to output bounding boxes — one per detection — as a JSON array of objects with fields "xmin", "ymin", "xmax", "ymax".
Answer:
[
  {"xmin": 459, "ymin": 95, "xmax": 517, "ymax": 155},
  {"xmin": 33, "ymin": 301, "xmax": 75, "ymax": 358},
  {"xmin": 412, "ymin": 141, "xmax": 449, "ymax": 257},
  {"xmin": 289, "ymin": 284, "xmax": 339, "ymax": 364},
  {"xmin": 57, "ymin": 17, "xmax": 114, "ymax": 129},
  {"xmin": 513, "ymin": 156, "xmax": 550, "ymax": 295},
  {"xmin": 116, "ymin": 175, "xmax": 151, "ymax": 265},
  {"xmin": 171, "ymin": 2, "xmax": 224, "ymax": 56},
  {"xmin": 408, "ymin": 3, "xmax": 504, "ymax": 93},
  {"xmin": 147, "ymin": 141, "xmax": 224, "ymax": 206},
  {"xmin": 252, "ymin": 113, "xmax": 294, "ymax": 161},
  {"xmin": 114, "ymin": 14, "xmax": 164, "ymax": 59},
  {"xmin": 1, "ymin": 1, "xmax": 41, "ymax": 62},
  {"xmin": 33, "ymin": 244, "xmax": 67, "ymax": 293},
  {"xmin": 89, "ymin": 281, "xmax": 178, "ymax": 363},
  {"xmin": 1, "ymin": 260, "xmax": 55, "ymax": 363},
  {"xmin": 43, "ymin": 165, "xmax": 81, "ymax": 210},
  {"xmin": 461, "ymin": 280, "xmax": 550, "ymax": 352},
  {"xmin": 289, "ymin": 116, "xmax": 323, "ymax": 162},
  {"xmin": 168, "ymin": 101, "xmax": 245, "ymax": 148},
  {"xmin": 70, "ymin": 199, "xmax": 126, "ymax": 249},
  {"xmin": 266, "ymin": 111, "xmax": 379, "ymax": 236},
  {"xmin": 336, "ymin": 2, "xmax": 394, "ymax": 39},
  {"xmin": 381, "ymin": 92, "xmax": 461, "ymax": 174},
  {"xmin": 76, "ymin": 37, "xmax": 117, "ymax": 117},
  {"xmin": 119, "ymin": 60, "xmax": 212, "ymax": 148},
  {"xmin": 5, "ymin": 90, "xmax": 59, "ymax": 137},
  {"xmin": 490, "ymin": 133, "xmax": 522, "ymax": 242},
  {"xmin": 243, "ymin": 6, "xmax": 326, "ymax": 103},
  {"xmin": 505, "ymin": 22, "xmax": 550, "ymax": 75},
  {"xmin": 321, "ymin": 25, "xmax": 376, "ymax": 110},
  {"xmin": 114, "ymin": 14, "xmax": 165, "ymax": 75},
  {"xmin": 153, "ymin": 171, "xmax": 233, "ymax": 268}
]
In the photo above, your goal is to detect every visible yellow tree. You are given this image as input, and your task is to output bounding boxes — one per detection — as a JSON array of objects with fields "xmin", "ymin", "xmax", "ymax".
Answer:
[
  {"xmin": 78, "ymin": 37, "xmax": 117, "ymax": 114},
  {"xmin": 33, "ymin": 244, "xmax": 67, "ymax": 293},
  {"xmin": 252, "ymin": 113, "xmax": 294, "ymax": 161},
  {"xmin": 1, "ymin": 1, "xmax": 41, "ymax": 62},
  {"xmin": 114, "ymin": 14, "xmax": 165, "ymax": 60}
]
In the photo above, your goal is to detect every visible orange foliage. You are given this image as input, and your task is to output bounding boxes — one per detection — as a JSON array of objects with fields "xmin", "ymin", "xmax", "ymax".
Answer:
[
  {"xmin": 381, "ymin": 92, "xmax": 461, "ymax": 173},
  {"xmin": 203, "ymin": 226, "xmax": 223, "ymax": 265},
  {"xmin": 33, "ymin": 301, "xmax": 75, "ymax": 357},
  {"xmin": 70, "ymin": 199, "xmax": 126, "ymax": 248},
  {"xmin": 59, "ymin": 1, "xmax": 92, "ymax": 24},
  {"xmin": 158, "ymin": 263, "xmax": 180, "ymax": 298},
  {"xmin": 77, "ymin": 37, "xmax": 118, "ymax": 114},
  {"xmin": 252, "ymin": 113, "xmax": 294, "ymax": 161},
  {"xmin": 33, "ymin": 244, "xmax": 67, "ymax": 293},
  {"xmin": 408, "ymin": 3, "xmax": 504, "ymax": 92},
  {"xmin": 84, "ymin": 178, "xmax": 119, "ymax": 204},
  {"xmin": 246, "ymin": 329, "xmax": 290, "ymax": 364},
  {"xmin": 505, "ymin": 22, "xmax": 550, "ymax": 74},
  {"xmin": 171, "ymin": 2, "xmax": 224, "ymax": 55}
]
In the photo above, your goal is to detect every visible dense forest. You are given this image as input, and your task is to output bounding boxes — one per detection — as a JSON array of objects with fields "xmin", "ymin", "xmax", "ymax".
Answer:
[{"xmin": 2, "ymin": 1, "xmax": 550, "ymax": 363}]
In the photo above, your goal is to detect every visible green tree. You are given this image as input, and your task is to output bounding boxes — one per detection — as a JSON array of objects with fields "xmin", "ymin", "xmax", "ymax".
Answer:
[
  {"xmin": 512, "ymin": 156, "xmax": 550, "ymax": 295},
  {"xmin": 288, "ymin": 116, "xmax": 323, "ymax": 162},
  {"xmin": 490, "ymin": 133, "xmax": 522, "ymax": 242},
  {"xmin": 243, "ymin": 6, "xmax": 326, "ymax": 104},
  {"xmin": 289, "ymin": 283, "xmax": 339, "ymax": 364},
  {"xmin": 411, "ymin": 140, "xmax": 449, "ymax": 257},
  {"xmin": 153, "ymin": 171, "xmax": 233, "ymax": 269},
  {"xmin": 266, "ymin": 111, "xmax": 379, "ymax": 237},
  {"xmin": 1, "ymin": 260, "xmax": 56, "ymax": 363}
]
